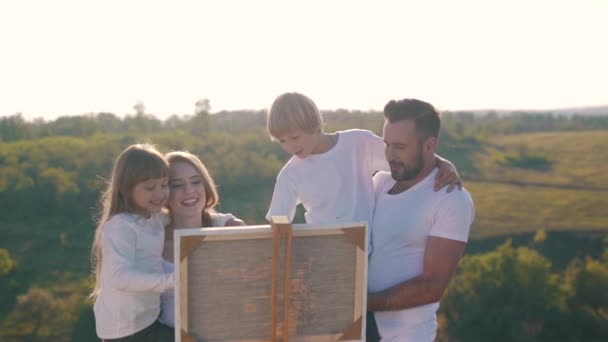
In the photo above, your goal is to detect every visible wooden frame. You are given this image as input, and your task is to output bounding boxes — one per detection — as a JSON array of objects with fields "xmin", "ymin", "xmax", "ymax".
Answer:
[{"xmin": 174, "ymin": 219, "xmax": 367, "ymax": 342}]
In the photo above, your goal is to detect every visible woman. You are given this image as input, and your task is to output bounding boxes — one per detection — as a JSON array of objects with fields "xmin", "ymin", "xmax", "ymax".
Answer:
[{"xmin": 159, "ymin": 151, "xmax": 245, "ymax": 328}]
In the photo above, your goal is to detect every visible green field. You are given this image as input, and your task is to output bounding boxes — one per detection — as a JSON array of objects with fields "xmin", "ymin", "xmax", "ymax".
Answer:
[
  {"xmin": 472, "ymin": 130, "xmax": 608, "ymax": 188},
  {"xmin": 1, "ymin": 116, "xmax": 607, "ymax": 341},
  {"xmin": 461, "ymin": 130, "xmax": 608, "ymax": 237},
  {"xmin": 2, "ymin": 130, "xmax": 607, "ymax": 289}
]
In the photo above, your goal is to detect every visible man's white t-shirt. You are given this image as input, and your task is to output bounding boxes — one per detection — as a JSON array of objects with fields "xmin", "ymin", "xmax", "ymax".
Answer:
[
  {"xmin": 266, "ymin": 129, "xmax": 387, "ymax": 226},
  {"xmin": 368, "ymin": 169, "xmax": 475, "ymax": 342},
  {"xmin": 159, "ymin": 212, "xmax": 236, "ymax": 328}
]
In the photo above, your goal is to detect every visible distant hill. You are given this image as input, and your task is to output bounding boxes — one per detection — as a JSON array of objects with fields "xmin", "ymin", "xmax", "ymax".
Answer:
[
  {"xmin": 449, "ymin": 105, "xmax": 608, "ymax": 117},
  {"xmin": 548, "ymin": 105, "xmax": 608, "ymax": 116},
  {"xmin": 457, "ymin": 130, "xmax": 608, "ymax": 237}
]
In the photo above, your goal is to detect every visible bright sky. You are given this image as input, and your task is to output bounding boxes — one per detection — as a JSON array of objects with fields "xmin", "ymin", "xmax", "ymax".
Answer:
[{"xmin": 1, "ymin": 0, "xmax": 607, "ymax": 120}]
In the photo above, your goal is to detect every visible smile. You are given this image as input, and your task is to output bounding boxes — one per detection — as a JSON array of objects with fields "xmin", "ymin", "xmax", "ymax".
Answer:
[{"xmin": 181, "ymin": 198, "xmax": 200, "ymax": 206}]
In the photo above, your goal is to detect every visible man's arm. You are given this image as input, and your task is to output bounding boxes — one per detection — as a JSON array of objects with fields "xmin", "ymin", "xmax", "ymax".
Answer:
[{"xmin": 368, "ymin": 236, "xmax": 466, "ymax": 311}]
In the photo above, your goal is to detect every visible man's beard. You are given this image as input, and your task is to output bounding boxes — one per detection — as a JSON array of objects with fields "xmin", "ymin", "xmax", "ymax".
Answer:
[{"xmin": 389, "ymin": 146, "xmax": 425, "ymax": 182}]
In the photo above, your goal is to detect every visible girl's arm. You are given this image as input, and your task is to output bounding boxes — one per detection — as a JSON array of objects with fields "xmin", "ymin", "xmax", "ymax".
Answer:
[
  {"xmin": 226, "ymin": 217, "xmax": 246, "ymax": 226},
  {"xmin": 103, "ymin": 221, "xmax": 173, "ymax": 293}
]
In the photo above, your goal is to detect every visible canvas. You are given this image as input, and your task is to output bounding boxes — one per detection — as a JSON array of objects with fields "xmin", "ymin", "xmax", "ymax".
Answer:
[{"xmin": 174, "ymin": 218, "xmax": 367, "ymax": 342}]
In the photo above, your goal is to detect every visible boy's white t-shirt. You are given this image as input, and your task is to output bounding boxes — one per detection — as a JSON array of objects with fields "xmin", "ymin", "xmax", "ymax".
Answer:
[
  {"xmin": 266, "ymin": 129, "xmax": 387, "ymax": 225},
  {"xmin": 159, "ymin": 212, "xmax": 236, "ymax": 328},
  {"xmin": 368, "ymin": 169, "xmax": 475, "ymax": 341}
]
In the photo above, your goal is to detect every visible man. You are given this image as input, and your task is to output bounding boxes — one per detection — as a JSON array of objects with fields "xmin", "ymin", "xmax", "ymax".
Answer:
[{"xmin": 367, "ymin": 99, "xmax": 475, "ymax": 341}]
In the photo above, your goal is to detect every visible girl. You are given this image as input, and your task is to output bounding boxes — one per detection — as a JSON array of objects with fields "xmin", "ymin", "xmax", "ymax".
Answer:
[
  {"xmin": 91, "ymin": 144, "xmax": 174, "ymax": 341},
  {"xmin": 159, "ymin": 151, "xmax": 245, "ymax": 327}
]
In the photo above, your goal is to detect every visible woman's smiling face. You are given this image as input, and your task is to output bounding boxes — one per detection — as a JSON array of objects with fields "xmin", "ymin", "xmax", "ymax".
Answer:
[{"xmin": 168, "ymin": 161, "xmax": 207, "ymax": 220}]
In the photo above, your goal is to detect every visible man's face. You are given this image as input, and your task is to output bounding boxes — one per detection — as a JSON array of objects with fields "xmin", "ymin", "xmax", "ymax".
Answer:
[{"xmin": 383, "ymin": 119, "xmax": 426, "ymax": 181}]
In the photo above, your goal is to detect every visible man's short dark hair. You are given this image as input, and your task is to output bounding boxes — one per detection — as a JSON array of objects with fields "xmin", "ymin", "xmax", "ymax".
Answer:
[{"xmin": 383, "ymin": 99, "xmax": 440, "ymax": 140}]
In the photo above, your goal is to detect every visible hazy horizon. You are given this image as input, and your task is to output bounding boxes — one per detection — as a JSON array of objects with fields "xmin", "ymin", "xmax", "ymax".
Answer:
[
  {"xmin": 4, "ymin": 102, "xmax": 608, "ymax": 122},
  {"xmin": 1, "ymin": 0, "xmax": 607, "ymax": 120}
]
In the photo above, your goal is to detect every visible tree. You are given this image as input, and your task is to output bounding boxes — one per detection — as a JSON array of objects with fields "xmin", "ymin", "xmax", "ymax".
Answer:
[
  {"xmin": 0, "ymin": 287, "xmax": 78, "ymax": 341},
  {"xmin": 125, "ymin": 112, "xmax": 162, "ymax": 133},
  {"xmin": 95, "ymin": 112, "xmax": 124, "ymax": 133},
  {"xmin": 0, "ymin": 248, "xmax": 16, "ymax": 276},
  {"xmin": 0, "ymin": 248, "xmax": 18, "ymax": 311},
  {"xmin": 560, "ymin": 254, "xmax": 608, "ymax": 340},
  {"xmin": 189, "ymin": 98, "xmax": 211, "ymax": 134},
  {"xmin": 195, "ymin": 98, "xmax": 211, "ymax": 115},
  {"xmin": 0, "ymin": 113, "xmax": 30, "ymax": 142},
  {"xmin": 441, "ymin": 240, "xmax": 562, "ymax": 342},
  {"xmin": 133, "ymin": 100, "xmax": 146, "ymax": 116}
]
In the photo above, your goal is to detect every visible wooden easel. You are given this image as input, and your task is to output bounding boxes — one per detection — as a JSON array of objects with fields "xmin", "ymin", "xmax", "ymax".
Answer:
[
  {"xmin": 175, "ymin": 219, "xmax": 367, "ymax": 341},
  {"xmin": 270, "ymin": 216, "xmax": 293, "ymax": 342}
]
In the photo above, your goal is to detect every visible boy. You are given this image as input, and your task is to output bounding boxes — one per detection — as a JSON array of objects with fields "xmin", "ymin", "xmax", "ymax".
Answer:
[{"xmin": 265, "ymin": 92, "xmax": 460, "ymax": 225}]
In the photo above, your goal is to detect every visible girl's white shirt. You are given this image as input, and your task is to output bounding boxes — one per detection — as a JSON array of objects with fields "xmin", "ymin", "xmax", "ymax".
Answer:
[
  {"xmin": 158, "ymin": 212, "xmax": 236, "ymax": 327},
  {"xmin": 93, "ymin": 212, "xmax": 175, "ymax": 339}
]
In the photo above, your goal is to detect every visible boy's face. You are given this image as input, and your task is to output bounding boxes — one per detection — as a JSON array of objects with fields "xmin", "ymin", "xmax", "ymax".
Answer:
[{"xmin": 276, "ymin": 129, "xmax": 319, "ymax": 159}]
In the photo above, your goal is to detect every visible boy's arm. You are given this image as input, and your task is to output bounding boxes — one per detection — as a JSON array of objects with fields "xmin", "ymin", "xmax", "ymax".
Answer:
[
  {"xmin": 434, "ymin": 155, "xmax": 462, "ymax": 192},
  {"xmin": 265, "ymin": 171, "xmax": 299, "ymax": 222},
  {"xmin": 369, "ymin": 131, "xmax": 390, "ymax": 173}
]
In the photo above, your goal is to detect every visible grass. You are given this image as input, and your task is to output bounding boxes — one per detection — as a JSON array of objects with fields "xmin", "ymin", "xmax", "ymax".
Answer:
[
  {"xmin": 467, "ymin": 181, "xmax": 608, "ymax": 238},
  {"xmin": 453, "ymin": 130, "xmax": 608, "ymax": 238},
  {"xmin": 472, "ymin": 130, "xmax": 608, "ymax": 188}
]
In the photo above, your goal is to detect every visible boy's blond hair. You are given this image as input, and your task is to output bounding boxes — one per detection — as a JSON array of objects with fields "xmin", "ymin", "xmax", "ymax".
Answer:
[{"xmin": 267, "ymin": 92, "xmax": 324, "ymax": 139}]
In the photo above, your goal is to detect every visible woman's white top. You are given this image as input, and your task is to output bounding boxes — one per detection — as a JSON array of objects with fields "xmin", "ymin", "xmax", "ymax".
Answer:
[
  {"xmin": 158, "ymin": 212, "xmax": 236, "ymax": 327},
  {"xmin": 94, "ymin": 212, "xmax": 175, "ymax": 339}
]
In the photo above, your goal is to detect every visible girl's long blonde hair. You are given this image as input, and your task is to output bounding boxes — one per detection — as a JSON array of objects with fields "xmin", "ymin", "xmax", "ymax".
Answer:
[
  {"xmin": 90, "ymin": 144, "xmax": 169, "ymax": 298},
  {"xmin": 165, "ymin": 151, "xmax": 219, "ymax": 227}
]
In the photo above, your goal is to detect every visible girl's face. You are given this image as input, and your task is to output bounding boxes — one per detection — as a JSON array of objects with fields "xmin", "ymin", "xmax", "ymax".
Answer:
[
  {"xmin": 131, "ymin": 177, "xmax": 169, "ymax": 215},
  {"xmin": 168, "ymin": 161, "xmax": 207, "ymax": 219}
]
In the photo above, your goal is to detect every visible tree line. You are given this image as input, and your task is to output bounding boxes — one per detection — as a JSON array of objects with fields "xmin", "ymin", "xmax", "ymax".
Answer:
[{"xmin": 2, "ymin": 108, "xmax": 608, "ymax": 143}]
